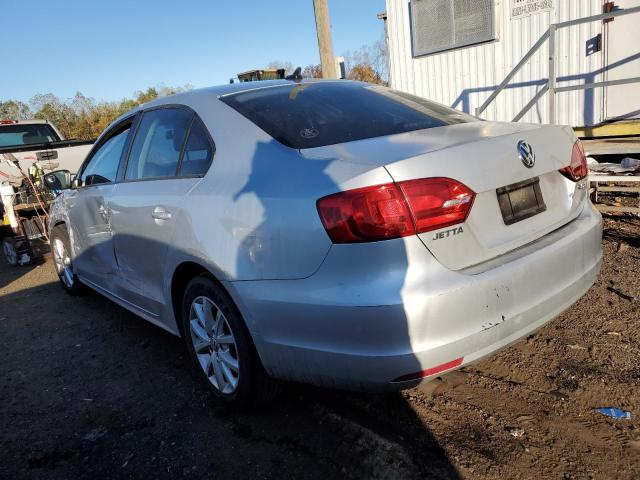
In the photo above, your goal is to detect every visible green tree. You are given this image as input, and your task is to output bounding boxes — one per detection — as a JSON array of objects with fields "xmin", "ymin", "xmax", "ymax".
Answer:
[
  {"xmin": 0, "ymin": 100, "xmax": 32, "ymax": 120},
  {"xmin": 30, "ymin": 93, "xmax": 78, "ymax": 139},
  {"xmin": 15, "ymin": 84, "xmax": 193, "ymax": 141}
]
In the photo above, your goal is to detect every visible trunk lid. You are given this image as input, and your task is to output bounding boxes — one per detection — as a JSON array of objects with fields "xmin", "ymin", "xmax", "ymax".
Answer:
[{"xmin": 301, "ymin": 121, "xmax": 586, "ymax": 270}]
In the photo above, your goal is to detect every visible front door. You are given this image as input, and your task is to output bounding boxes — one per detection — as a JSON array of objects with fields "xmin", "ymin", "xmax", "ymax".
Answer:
[
  {"xmin": 67, "ymin": 123, "xmax": 133, "ymax": 291},
  {"xmin": 66, "ymin": 183, "xmax": 116, "ymax": 288}
]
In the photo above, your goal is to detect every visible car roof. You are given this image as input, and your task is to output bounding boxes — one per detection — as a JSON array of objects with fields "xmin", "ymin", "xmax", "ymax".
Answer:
[
  {"xmin": 149, "ymin": 79, "xmax": 357, "ymax": 105},
  {"xmin": 107, "ymin": 79, "xmax": 359, "ymax": 129}
]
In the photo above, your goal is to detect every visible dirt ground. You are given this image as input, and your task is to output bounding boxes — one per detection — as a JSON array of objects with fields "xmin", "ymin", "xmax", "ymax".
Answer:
[{"xmin": 1, "ymin": 216, "xmax": 638, "ymax": 480}]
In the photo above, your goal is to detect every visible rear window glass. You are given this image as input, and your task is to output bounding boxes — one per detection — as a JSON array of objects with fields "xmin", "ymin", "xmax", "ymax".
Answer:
[
  {"xmin": 0, "ymin": 123, "xmax": 60, "ymax": 147},
  {"xmin": 219, "ymin": 82, "xmax": 476, "ymax": 149}
]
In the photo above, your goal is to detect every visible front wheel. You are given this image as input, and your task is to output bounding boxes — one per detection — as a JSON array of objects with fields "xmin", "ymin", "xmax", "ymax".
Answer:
[
  {"xmin": 181, "ymin": 275, "xmax": 279, "ymax": 406},
  {"xmin": 50, "ymin": 225, "xmax": 83, "ymax": 295}
]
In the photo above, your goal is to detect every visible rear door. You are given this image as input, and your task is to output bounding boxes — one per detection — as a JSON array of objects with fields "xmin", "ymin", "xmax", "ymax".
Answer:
[
  {"xmin": 110, "ymin": 106, "xmax": 214, "ymax": 316},
  {"xmin": 66, "ymin": 120, "xmax": 134, "ymax": 290}
]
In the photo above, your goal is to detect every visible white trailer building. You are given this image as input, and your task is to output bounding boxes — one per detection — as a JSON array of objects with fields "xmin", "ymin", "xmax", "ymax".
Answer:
[{"xmin": 382, "ymin": 0, "xmax": 640, "ymax": 129}]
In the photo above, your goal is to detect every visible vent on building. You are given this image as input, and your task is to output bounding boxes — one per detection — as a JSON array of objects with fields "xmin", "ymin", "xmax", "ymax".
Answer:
[{"xmin": 410, "ymin": 0, "xmax": 496, "ymax": 57}]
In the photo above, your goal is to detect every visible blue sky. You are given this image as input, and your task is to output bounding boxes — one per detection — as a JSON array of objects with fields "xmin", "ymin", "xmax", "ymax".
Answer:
[{"xmin": 1, "ymin": 0, "xmax": 386, "ymax": 103}]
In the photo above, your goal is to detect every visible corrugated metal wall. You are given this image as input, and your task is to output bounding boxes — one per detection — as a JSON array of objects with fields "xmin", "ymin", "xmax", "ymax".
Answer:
[{"xmin": 385, "ymin": 0, "xmax": 607, "ymax": 126}]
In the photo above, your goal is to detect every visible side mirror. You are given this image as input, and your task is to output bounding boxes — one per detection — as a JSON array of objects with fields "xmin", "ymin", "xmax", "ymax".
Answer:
[
  {"xmin": 43, "ymin": 170, "xmax": 72, "ymax": 194},
  {"xmin": 71, "ymin": 176, "xmax": 81, "ymax": 189}
]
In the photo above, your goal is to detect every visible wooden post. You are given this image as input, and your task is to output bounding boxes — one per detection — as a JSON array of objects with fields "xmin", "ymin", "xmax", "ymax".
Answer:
[{"xmin": 313, "ymin": 0, "xmax": 337, "ymax": 79}]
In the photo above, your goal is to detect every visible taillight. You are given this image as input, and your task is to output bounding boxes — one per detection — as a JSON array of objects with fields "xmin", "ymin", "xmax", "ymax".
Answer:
[
  {"xmin": 316, "ymin": 183, "xmax": 414, "ymax": 243},
  {"xmin": 560, "ymin": 140, "xmax": 588, "ymax": 181},
  {"xmin": 399, "ymin": 177, "xmax": 474, "ymax": 234},
  {"xmin": 316, "ymin": 178, "xmax": 475, "ymax": 244}
]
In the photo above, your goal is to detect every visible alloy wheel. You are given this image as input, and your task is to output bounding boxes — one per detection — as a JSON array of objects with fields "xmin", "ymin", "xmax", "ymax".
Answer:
[
  {"xmin": 189, "ymin": 296, "xmax": 240, "ymax": 394},
  {"xmin": 53, "ymin": 238, "xmax": 74, "ymax": 288}
]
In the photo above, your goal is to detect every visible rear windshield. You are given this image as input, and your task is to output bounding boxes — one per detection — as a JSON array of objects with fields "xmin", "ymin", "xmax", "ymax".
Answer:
[
  {"xmin": 0, "ymin": 123, "xmax": 60, "ymax": 148},
  {"xmin": 219, "ymin": 82, "xmax": 476, "ymax": 149}
]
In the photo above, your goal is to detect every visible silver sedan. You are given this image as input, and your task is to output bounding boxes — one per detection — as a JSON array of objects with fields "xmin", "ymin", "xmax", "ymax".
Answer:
[{"xmin": 48, "ymin": 80, "xmax": 602, "ymax": 405}]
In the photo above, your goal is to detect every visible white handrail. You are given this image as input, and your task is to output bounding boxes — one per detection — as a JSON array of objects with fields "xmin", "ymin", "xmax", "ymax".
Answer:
[{"xmin": 475, "ymin": 6, "xmax": 640, "ymax": 123}]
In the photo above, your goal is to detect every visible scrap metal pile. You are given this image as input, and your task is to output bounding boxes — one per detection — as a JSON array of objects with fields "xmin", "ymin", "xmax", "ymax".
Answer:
[{"xmin": 1, "ymin": 158, "xmax": 56, "ymax": 266}]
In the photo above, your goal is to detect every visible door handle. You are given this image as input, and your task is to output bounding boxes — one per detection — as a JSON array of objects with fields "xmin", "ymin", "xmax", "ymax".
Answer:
[{"xmin": 152, "ymin": 207, "xmax": 172, "ymax": 221}]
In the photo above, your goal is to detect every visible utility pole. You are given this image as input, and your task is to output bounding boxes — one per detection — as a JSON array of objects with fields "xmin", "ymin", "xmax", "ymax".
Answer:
[{"xmin": 313, "ymin": 0, "xmax": 337, "ymax": 79}]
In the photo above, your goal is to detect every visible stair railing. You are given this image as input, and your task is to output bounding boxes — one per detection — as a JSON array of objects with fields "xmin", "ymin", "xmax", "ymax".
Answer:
[{"xmin": 475, "ymin": 6, "xmax": 640, "ymax": 124}]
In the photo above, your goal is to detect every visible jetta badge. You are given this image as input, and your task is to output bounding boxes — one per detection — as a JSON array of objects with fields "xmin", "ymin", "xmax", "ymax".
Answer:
[{"xmin": 517, "ymin": 140, "xmax": 535, "ymax": 168}]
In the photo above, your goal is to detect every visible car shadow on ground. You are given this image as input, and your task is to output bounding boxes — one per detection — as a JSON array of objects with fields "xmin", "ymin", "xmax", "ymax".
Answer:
[{"xmin": 0, "ymin": 277, "xmax": 461, "ymax": 479}]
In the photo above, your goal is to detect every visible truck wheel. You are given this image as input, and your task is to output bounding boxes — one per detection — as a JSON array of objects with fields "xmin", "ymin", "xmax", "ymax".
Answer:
[
  {"xmin": 50, "ymin": 225, "xmax": 83, "ymax": 295},
  {"xmin": 2, "ymin": 237, "xmax": 18, "ymax": 266}
]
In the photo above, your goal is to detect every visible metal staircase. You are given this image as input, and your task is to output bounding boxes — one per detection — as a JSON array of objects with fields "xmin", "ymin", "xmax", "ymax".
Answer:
[{"xmin": 475, "ymin": 6, "xmax": 640, "ymax": 126}]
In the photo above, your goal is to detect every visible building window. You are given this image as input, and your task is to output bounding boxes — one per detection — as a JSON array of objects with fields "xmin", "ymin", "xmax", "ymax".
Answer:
[{"xmin": 410, "ymin": 0, "xmax": 496, "ymax": 57}]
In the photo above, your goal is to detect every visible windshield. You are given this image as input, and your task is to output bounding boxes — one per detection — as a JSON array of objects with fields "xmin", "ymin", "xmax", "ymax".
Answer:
[
  {"xmin": 0, "ymin": 123, "xmax": 61, "ymax": 148},
  {"xmin": 219, "ymin": 82, "xmax": 476, "ymax": 149}
]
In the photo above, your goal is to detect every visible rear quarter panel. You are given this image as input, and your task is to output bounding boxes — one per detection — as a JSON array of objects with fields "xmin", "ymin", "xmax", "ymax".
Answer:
[{"xmin": 161, "ymin": 96, "xmax": 395, "ymax": 283}]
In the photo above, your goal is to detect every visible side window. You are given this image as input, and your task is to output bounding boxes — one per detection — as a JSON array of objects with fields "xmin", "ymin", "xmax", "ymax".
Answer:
[
  {"xmin": 178, "ymin": 119, "xmax": 213, "ymax": 176},
  {"xmin": 125, "ymin": 108, "xmax": 191, "ymax": 180},
  {"xmin": 81, "ymin": 127, "xmax": 130, "ymax": 186}
]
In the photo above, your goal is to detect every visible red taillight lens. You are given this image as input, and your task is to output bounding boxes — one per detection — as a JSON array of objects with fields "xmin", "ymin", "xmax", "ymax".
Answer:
[
  {"xmin": 316, "ymin": 183, "xmax": 415, "ymax": 243},
  {"xmin": 560, "ymin": 140, "xmax": 588, "ymax": 181},
  {"xmin": 316, "ymin": 178, "xmax": 475, "ymax": 244},
  {"xmin": 399, "ymin": 177, "xmax": 474, "ymax": 234}
]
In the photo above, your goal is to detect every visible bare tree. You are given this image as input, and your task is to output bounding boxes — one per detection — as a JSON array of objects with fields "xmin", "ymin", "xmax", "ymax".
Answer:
[
  {"xmin": 342, "ymin": 34, "xmax": 389, "ymax": 85},
  {"xmin": 0, "ymin": 100, "xmax": 32, "ymax": 120},
  {"xmin": 302, "ymin": 64, "xmax": 323, "ymax": 79}
]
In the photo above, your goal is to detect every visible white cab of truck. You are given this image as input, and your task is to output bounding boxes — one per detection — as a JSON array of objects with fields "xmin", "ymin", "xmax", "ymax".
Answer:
[{"xmin": 0, "ymin": 119, "xmax": 93, "ymax": 186}]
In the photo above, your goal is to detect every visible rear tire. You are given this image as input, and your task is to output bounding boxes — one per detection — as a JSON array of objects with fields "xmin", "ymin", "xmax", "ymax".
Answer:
[
  {"xmin": 181, "ymin": 275, "xmax": 279, "ymax": 407},
  {"xmin": 50, "ymin": 225, "xmax": 83, "ymax": 295}
]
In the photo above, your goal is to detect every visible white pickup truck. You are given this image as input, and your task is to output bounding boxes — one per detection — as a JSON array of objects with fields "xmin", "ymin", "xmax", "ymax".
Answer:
[
  {"xmin": 1, "ymin": 119, "xmax": 93, "ymax": 265},
  {"xmin": 0, "ymin": 119, "xmax": 93, "ymax": 185}
]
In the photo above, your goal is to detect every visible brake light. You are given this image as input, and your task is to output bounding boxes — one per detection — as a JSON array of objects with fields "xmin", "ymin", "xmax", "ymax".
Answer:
[
  {"xmin": 0, "ymin": 119, "xmax": 17, "ymax": 125},
  {"xmin": 316, "ymin": 183, "xmax": 414, "ymax": 243},
  {"xmin": 316, "ymin": 178, "xmax": 475, "ymax": 244},
  {"xmin": 559, "ymin": 140, "xmax": 588, "ymax": 181},
  {"xmin": 399, "ymin": 178, "xmax": 474, "ymax": 233}
]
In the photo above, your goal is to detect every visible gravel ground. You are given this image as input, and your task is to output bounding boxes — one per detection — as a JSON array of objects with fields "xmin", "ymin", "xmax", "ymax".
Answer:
[{"xmin": 1, "ymin": 216, "xmax": 638, "ymax": 479}]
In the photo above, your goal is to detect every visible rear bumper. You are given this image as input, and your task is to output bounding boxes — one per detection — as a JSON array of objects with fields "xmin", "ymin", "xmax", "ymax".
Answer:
[{"xmin": 227, "ymin": 202, "xmax": 603, "ymax": 391}]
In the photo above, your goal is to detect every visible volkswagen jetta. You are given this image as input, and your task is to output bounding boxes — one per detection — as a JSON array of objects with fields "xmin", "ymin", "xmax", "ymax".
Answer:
[{"xmin": 48, "ymin": 80, "xmax": 602, "ymax": 404}]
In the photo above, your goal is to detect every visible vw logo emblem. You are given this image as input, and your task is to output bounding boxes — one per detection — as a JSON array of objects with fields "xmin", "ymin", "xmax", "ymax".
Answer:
[
  {"xmin": 300, "ymin": 127, "xmax": 319, "ymax": 139},
  {"xmin": 517, "ymin": 140, "xmax": 535, "ymax": 168}
]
